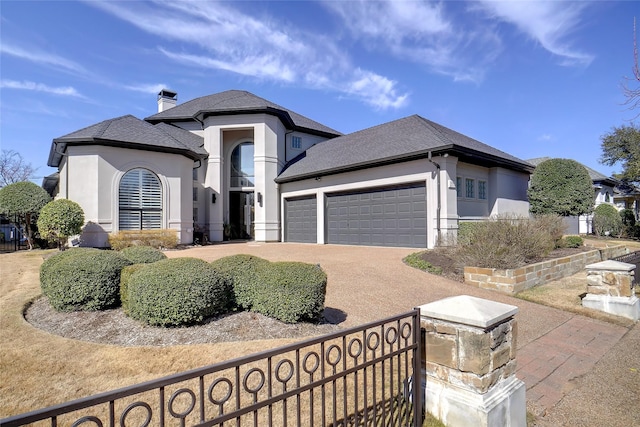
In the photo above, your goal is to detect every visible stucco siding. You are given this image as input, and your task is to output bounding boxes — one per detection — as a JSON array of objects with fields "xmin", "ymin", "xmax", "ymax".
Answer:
[{"xmin": 66, "ymin": 145, "xmax": 194, "ymax": 247}]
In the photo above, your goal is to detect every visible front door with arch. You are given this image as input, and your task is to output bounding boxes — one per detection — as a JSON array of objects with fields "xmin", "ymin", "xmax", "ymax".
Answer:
[{"xmin": 229, "ymin": 142, "xmax": 255, "ymax": 239}]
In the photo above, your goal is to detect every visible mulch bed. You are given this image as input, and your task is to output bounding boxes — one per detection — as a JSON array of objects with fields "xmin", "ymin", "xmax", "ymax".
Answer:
[{"xmin": 25, "ymin": 297, "xmax": 342, "ymax": 347}]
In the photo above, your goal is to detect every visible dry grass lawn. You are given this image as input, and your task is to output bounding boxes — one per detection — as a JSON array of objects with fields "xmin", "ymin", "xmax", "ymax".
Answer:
[{"xmin": 0, "ymin": 250, "xmax": 300, "ymax": 418}]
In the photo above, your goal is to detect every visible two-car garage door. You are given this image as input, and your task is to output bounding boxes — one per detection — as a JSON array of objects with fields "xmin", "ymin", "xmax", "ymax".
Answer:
[{"xmin": 285, "ymin": 183, "xmax": 427, "ymax": 248}]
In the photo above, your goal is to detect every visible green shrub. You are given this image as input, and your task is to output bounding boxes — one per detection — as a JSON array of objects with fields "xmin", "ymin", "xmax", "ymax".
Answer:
[
  {"xmin": 108, "ymin": 230, "xmax": 178, "ymax": 250},
  {"xmin": 211, "ymin": 254, "xmax": 271, "ymax": 309},
  {"xmin": 403, "ymin": 252, "xmax": 443, "ymax": 275},
  {"xmin": 250, "ymin": 262, "xmax": 327, "ymax": 323},
  {"xmin": 455, "ymin": 214, "xmax": 556, "ymax": 269},
  {"xmin": 562, "ymin": 235, "xmax": 583, "ymax": 248},
  {"xmin": 120, "ymin": 264, "xmax": 146, "ymax": 315},
  {"xmin": 592, "ymin": 204, "xmax": 623, "ymax": 237},
  {"xmin": 127, "ymin": 258, "xmax": 232, "ymax": 326},
  {"xmin": 37, "ymin": 199, "xmax": 84, "ymax": 250},
  {"xmin": 211, "ymin": 255, "xmax": 327, "ymax": 323},
  {"xmin": 121, "ymin": 246, "xmax": 167, "ymax": 264},
  {"xmin": 40, "ymin": 248, "xmax": 132, "ymax": 311}
]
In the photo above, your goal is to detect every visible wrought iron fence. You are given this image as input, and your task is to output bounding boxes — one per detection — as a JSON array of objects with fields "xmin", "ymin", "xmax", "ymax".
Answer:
[
  {"xmin": 0, "ymin": 215, "xmax": 26, "ymax": 253},
  {"xmin": 0, "ymin": 310, "xmax": 422, "ymax": 427}
]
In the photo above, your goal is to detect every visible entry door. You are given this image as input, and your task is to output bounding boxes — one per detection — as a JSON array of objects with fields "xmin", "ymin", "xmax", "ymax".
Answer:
[{"xmin": 229, "ymin": 192, "xmax": 254, "ymax": 239}]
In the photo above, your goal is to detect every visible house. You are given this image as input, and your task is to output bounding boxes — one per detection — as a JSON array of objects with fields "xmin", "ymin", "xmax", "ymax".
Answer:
[
  {"xmin": 45, "ymin": 89, "xmax": 533, "ymax": 249},
  {"xmin": 527, "ymin": 157, "xmax": 620, "ymax": 234}
]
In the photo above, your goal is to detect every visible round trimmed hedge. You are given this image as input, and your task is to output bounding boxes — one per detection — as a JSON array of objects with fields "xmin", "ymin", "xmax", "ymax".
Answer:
[
  {"xmin": 120, "ymin": 246, "xmax": 167, "ymax": 264},
  {"xmin": 211, "ymin": 254, "xmax": 271, "ymax": 309},
  {"xmin": 126, "ymin": 258, "xmax": 232, "ymax": 326},
  {"xmin": 593, "ymin": 204, "xmax": 623, "ymax": 237},
  {"xmin": 211, "ymin": 254, "xmax": 327, "ymax": 323},
  {"xmin": 40, "ymin": 248, "xmax": 132, "ymax": 311},
  {"xmin": 251, "ymin": 261, "xmax": 327, "ymax": 323}
]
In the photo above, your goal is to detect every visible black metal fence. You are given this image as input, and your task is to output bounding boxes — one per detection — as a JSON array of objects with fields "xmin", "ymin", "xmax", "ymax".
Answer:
[
  {"xmin": 0, "ymin": 310, "xmax": 422, "ymax": 427},
  {"xmin": 0, "ymin": 215, "xmax": 26, "ymax": 253}
]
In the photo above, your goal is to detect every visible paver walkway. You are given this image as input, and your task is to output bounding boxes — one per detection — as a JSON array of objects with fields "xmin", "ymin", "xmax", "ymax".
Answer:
[{"xmin": 516, "ymin": 315, "xmax": 628, "ymax": 412}]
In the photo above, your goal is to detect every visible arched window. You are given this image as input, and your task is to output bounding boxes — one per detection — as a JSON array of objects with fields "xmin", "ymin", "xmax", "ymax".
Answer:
[
  {"xmin": 230, "ymin": 142, "xmax": 254, "ymax": 188},
  {"xmin": 119, "ymin": 168, "xmax": 162, "ymax": 230}
]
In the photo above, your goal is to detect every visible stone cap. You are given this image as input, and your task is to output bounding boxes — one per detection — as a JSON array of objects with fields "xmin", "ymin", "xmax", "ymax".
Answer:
[
  {"xmin": 586, "ymin": 260, "xmax": 636, "ymax": 272},
  {"xmin": 417, "ymin": 295, "xmax": 518, "ymax": 328}
]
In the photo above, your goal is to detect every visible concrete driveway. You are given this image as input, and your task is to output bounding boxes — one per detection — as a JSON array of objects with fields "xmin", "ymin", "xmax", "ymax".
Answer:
[{"xmin": 169, "ymin": 242, "xmax": 638, "ymax": 426}]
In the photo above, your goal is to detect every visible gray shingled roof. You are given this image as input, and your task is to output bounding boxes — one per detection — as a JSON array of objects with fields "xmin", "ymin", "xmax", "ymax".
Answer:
[
  {"xmin": 48, "ymin": 115, "xmax": 206, "ymax": 167},
  {"xmin": 527, "ymin": 157, "xmax": 619, "ymax": 185},
  {"xmin": 277, "ymin": 115, "xmax": 533, "ymax": 183},
  {"xmin": 145, "ymin": 89, "xmax": 341, "ymax": 137}
]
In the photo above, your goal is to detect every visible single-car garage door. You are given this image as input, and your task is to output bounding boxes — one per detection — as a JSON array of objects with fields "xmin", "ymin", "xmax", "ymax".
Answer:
[
  {"xmin": 327, "ymin": 183, "xmax": 427, "ymax": 248},
  {"xmin": 284, "ymin": 196, "xmax": 317, "ymax": 243}
]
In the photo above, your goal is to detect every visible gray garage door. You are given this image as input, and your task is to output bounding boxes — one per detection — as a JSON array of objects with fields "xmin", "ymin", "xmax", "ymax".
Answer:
[
  {"xmin": 327, "ymin": 183, "xmax": 427, "ymax": 248},
  {"xmin": 284, "ymin": 196, "xmax": 317, "ymax": 243}
]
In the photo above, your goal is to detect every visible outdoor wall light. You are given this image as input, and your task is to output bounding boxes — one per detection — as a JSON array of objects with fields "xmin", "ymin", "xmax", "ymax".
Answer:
[
  {"xmin": 211, "ymin": 193, "xmax": 216, "ymax": 204},
  {"xmin": 257, "ymin": 192, "xmax": 263, "ymax": 206}
]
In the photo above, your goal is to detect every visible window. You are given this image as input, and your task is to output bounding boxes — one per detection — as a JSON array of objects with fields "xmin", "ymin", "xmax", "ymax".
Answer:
[
  {"xmin": 230, "ymin": 142, "xmax": 254, "ymax": 187},
  {"xmin": 193, "ymin": 187, "xmax": 198, "ymax": 202},
  {"xmin": 291, "ymin": 135, "xmax": 302, "ymax": 149},
  {"xmin": 478, "ymin": 180, "xmax": 487, "ymax": 200},
  {"xmin": 456, "ymin": 177, "xmax": 462, "ymax": 198},
  {"xmin": 193, "ymin": 168, "xmax": 198, "ymax": 180},
  {"xmin": 193, "ymin": 207, "xmax": 198, "ymax": 223},
  {"xmin": 465, "ymin": 178, "xmax": 475, "ymax": 198},
  {"xmin": 119, "ymin": 168, "xmax": 162, "ymax": 230}
]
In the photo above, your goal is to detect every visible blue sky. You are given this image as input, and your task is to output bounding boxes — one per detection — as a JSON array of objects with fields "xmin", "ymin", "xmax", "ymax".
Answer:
[{"xmin": 1, "ymin": 0, "xmax": 638, "ymax": 183}]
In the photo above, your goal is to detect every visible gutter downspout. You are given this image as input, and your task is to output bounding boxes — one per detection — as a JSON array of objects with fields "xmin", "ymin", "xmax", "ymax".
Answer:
[{"xmin": 428, "ymin": 151, "xmax": 441, "ymax": 246}]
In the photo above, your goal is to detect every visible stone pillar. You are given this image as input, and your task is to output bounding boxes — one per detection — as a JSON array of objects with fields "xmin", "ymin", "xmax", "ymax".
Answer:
[
  {"xmin": 582, "ymin": 260, "xmax": 639, "ymax": 321},
  {"xmin": 418, "ymin": 295, "xmax": 526, "ymax": 427}
]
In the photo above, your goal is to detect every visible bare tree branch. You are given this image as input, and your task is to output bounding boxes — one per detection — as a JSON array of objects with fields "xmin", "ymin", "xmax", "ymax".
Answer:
[
  {"xmin": 622, "ymin": 17, "xmax": 640, "ymax": 118},
  {"xmin": 0, "ymin": 150, "xmax": 37, "ymax": 187}
]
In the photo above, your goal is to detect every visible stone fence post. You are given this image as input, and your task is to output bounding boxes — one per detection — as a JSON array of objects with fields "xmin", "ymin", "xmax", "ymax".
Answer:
[
  {"xmin": 582, "ymin": 260, "xmax": 639, "ymax": 321},
  {"xmin": 418, "ymin": 295, "xmax": 526, "ymax": 427}
]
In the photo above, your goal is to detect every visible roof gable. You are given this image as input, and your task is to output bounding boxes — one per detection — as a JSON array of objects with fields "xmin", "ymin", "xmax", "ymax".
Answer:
[
  {"xmin": 48, "ymin": 115, "xmax": 206, "ymax": 167},
  {"xmin": 145, "ymin": 90, "xmax": 341, "ymax": 137},
  {"xmin": 277, "ymin": 115, "xmax": 533, "ymax": 183}
]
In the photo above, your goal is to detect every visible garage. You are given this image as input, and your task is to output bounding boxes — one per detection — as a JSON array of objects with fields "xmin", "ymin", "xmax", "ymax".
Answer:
[
  {"xmin": 326, "ymin": 183, "xmax": 427, "ymax": 248},
  {"xmin": 284, "ymin": 195, "xmax": 317, "ymax": 243}
]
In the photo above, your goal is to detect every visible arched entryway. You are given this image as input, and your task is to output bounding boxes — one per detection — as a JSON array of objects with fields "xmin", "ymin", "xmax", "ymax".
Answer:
[{"xmin": 229, "ymin": 142, "xmax": 254, "ymax": 239}]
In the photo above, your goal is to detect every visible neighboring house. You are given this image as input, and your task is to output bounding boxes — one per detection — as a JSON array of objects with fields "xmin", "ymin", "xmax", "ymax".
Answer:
[
  {"xmin": 45, "ymin": 89, "xmax": 533, "ymax": 249},
  {"xmin": 527, "ymin": 157, "xmax": 620, "ymax": 234},
  {"xmin": 614, "ymin": 181, "xmax": 640, "ymax": 221}
]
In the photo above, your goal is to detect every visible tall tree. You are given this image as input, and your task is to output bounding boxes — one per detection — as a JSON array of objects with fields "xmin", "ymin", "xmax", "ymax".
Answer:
[
  {"xmin": 0, "ymin": 181, "xmax": 51, "ymax": 249},
  {"xmin": 600, "ymin": 123, "xmax": 640, "ymax": 185},
  {"xmin": 0, "ymin": 150, "xmax": 36, "ymax": 187},
  {"xmin": 528, "ymin": 158, "xmax": 593, "ymax": 217}
]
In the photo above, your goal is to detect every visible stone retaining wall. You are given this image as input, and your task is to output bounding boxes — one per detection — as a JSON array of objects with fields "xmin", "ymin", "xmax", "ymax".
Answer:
[{"xmin": 464, "ymin": 246, "xmax": 629, "ymax": 294}]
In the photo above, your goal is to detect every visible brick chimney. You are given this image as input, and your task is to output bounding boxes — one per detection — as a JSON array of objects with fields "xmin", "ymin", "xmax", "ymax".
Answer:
[{"xmin": 157, "ymin": 89, "xmax": 177, "ymax": 112}]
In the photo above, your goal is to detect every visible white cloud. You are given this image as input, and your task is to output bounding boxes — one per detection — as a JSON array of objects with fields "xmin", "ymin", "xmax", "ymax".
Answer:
[
  {"xmin": 0, "ymin": 43, "xmax": 88, "ymax": 74},
  {"xmin": 323, "ymin": 0, "xmax": 503, "ymax": 83},
  {"xmin": 475, "ymin": 0, "xmax": 594, "ymax": 66},
  {"xmin": 123, "ymin": 83, "xmax": 169, "ymax": 94},
  {"xmin": 538, "ymin": 133, "xmax": 553, "ymax": 142},
  {"xmin": 87, "ymin": 0, "xmax": 408, "ymax": 110},
  {"xmin": 0, "ymin": 80, "xmax": 85, "ymax": 98}
]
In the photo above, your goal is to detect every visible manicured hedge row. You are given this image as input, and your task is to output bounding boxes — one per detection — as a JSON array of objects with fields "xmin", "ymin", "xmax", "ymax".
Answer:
[
  {"xmin": 40, "ymin": 248, "xmax": 132, "ymax": 311},
  {"xmin": 126, "ymin": 258, "xmax": 233, "ymax": 327},
  {"xmin": 108, "ymin": 230, "xmax": 178, "ymax": 250},
  {"xmin": 212, "ymin": 255, "xmax": 327, "ymax": 323}
]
